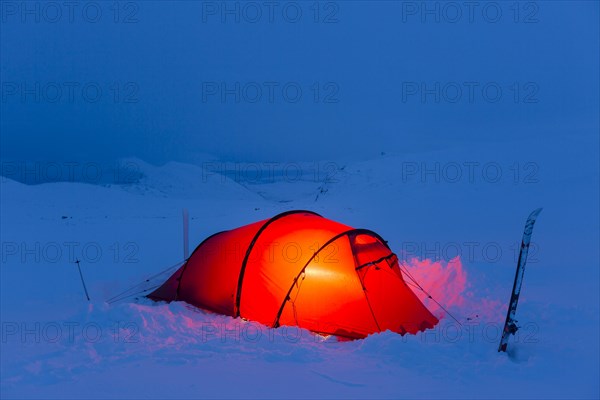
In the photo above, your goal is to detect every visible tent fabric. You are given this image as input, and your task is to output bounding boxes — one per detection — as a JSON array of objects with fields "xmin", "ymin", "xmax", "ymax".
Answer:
[{"xmin": 148, "ymin": 210, "xmax": 438, "ymax": 338}]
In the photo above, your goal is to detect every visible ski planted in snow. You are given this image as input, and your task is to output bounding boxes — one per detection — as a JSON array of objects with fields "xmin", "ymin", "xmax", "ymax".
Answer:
[{"xmin": 498, "ymin": 208, "xmax": 543, "ymax": 352}]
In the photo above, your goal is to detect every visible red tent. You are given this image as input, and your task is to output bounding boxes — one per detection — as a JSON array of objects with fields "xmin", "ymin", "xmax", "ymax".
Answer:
[{"xmin": 149, "ymin": 210, "xmax": 438, "ymax": 339}]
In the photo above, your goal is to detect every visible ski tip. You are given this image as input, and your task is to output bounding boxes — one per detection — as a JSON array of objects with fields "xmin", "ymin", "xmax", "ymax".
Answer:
[{"xmin": 529, "ymin": 208, "xmax": 543, "ymax": 219}]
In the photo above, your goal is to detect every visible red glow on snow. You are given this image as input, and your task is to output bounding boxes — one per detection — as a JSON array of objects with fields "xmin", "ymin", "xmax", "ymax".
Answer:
[
  {"xmin": 400, "ymin": 256, "xmax": 505, "ymax": 322},
  {"xmin": 400, "ymin": 256, "xmax": 467, "ymax": 319}
]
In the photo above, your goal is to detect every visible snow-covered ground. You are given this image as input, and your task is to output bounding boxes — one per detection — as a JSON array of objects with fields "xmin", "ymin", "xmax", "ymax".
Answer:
[{"xmin": 1, "ymin": 137, "xmax": 598, "ymax": 398}]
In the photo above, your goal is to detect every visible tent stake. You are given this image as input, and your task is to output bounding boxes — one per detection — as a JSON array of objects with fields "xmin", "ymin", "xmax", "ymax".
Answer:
[
  {"xmin": 75, "ymin": 259, "xmax": 90, "ymax": 301},
  {"xmin": 183, "ymin": 208, "xmax": 190, "ymax": 260}
]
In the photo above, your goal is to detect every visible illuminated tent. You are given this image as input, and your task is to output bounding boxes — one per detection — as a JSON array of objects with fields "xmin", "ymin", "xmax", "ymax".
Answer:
[{"xmin": 149, "ymin": 210, "xmax": 438, "ymax": 338}]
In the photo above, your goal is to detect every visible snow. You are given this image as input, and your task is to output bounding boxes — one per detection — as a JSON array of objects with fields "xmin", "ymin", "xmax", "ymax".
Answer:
[{"xmin": 1, "ymin": 137, "xmax": 598, "ymax": 399}]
